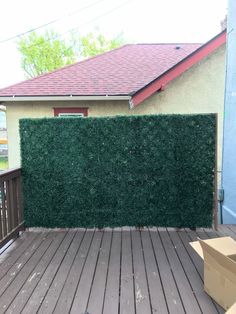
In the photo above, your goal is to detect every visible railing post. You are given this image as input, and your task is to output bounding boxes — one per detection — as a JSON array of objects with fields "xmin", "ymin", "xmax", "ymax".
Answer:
[
  {"xmin": 0, "ymin": 182, "xmax": 7, "ymax": 237},
  {"xmin": 0, "ymin": 168, "xmax": 24, "ymax": 249},
  {"xmin": 17, "ymin": 176, "xmax": 24, "ymax": 227}
]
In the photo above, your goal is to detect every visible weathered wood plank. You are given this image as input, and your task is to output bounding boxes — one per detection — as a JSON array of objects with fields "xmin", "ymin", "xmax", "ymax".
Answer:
[
  {"xmin": 228, "ymin": 225, "xmax": 236, "ymax": 236},
  {"xmin": 178, "ymin": 230, "xmax": 204, "ymax": 279},
  {"xmin": 37, "ymin": 230, "xmax": 85, "ymax": 314},
  {"xmin": 158, "ymin": 228, "xmax": 201, "ymax": 314},
  {"xmin": 21, "ymin": 230, "xmax": 75, "ymax": 314},
  {"xmin": 218, "ymin": 225, "xmax": 236, "ymax": 239},
  {"xmin": 9, "ymin": 179, "xmax": 17, "ymax": 229},
  {"xmin": 53, "ymin": 230, "xmax": 94, "ymax": 314},
  {"xmin": 5, "ymin": 181, "xmax": 12, "ymax": 232},
  {"xmin": 0, "ymin": 231, "xmax": 32, "ymax": 264},
  {"xmin": 103, "ymin": 229, "xmax": 122, "ymax": 314},
  {"xmin": 86, "ymin": 230, "xmax": 112, "ymax": 314},
  {"xmin": 70, "ymin": 230, "xmax": 103, "ymax": 313},
  {"xmin": 5, "ymin": 231, "xmax": 66, "ymax": 314},
  {"xmin": 0, "ymin": 209, "xmax": 2, "ymax": 241},
  {"xmin": 140, "ymin": 230, "xmax": 168, "ymax": 314},
  {"xmin": 0, "ymin": 232, "xmax": 54, "ymax": 313},
  {"xmin": 0, "ymin": 231, "xmax": 50, "ymax": 297},
  {"xmin": 119, "ymin": 228, "xmax": 135, "ymax": 314},
  {"xmin": 203, "ymin": 227, "xmax": 221, "ymax": 239},
  {"xmin": 16, "ymin": 176, "xmax": 23, "ymax": 224},
  {"xmin": 0, "ymin": 228, "xmax": 227, "ymax": 314},
  {"xmin": 0, "ymin": 222, "xmax": 25, "ymax": 251},
  {"xmin": 149, "ymin": 228, "xmax": 184, "ymax": 314},
  {"xmin": 0, "ymin": 182, "xmax": 7, "ymax": 238},
  {"xmin": 131, "ymin": 229, "xmax": 151, "ymax": 314}
]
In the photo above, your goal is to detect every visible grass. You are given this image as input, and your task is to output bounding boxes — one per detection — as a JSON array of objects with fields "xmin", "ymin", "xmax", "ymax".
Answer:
[{"xmin": 0, "ymin": 157, "xmax": 8, "ymax": 170}]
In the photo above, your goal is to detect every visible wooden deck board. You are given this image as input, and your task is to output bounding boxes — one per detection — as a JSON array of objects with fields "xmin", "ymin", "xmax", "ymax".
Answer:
[
  {"xmin": 140, "ymin": 230, "xmax": 168, "ymax": 314},
  {"xmin": 120, "ymin": 228, "xmax": 135, "ymax": 314},
  {"xmin": 5, "ymin": 231, "xmax": 66, "ymax": 314},
  {"xmin": 53, "ymin": 229, "xmax": 94, "ymax": 314},
  {"xmin": 70, "ymin": 230, "xmax": 103, "ymax": 313},
  {"xmin": 0, "ymin": 231, "xmax": 40, "ymax": 279},
  {"xmin": 159, "ymin": 228, "xmax": 201, "ymax": 314},
  {"xmin": 149, "ymin": 228, "xmax": 185, "ymax": 314},
  {"xmin": 0, "ymin": 231, "xmax": 50, "ymax": 300},
  {"xmin": 0, "ymin": 232, "xmax": 54, "ymax": 314},
  {"xmin": 131, "ymin": 230, "xmax": 152, "ymax": 314},
  {"xmin": 21, "ymin": 230, "xmax": 74, "ymax": 314},
  {"xmin": 86, "ymin": 230, "xmax": 112, "ymax": 314},
  {"xmin": 218, "ymin": 225, "xmax": 236, "ymax": 239},
  {"xmin": 0, "ymin": 226, "xmax": 235, "ymax": 314},
  {"xmin": 37, "ymin": 230, "xmax": 85, "ymax": 314},
  {"xmin": 103, "ymin": 229, "xmax": 121, "ymax": 314}
]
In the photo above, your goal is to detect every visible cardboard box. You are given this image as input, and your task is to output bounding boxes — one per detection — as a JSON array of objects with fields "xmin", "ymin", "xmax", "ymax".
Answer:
[
  {"xmin": 225, "ymin": 302, "xmax": 236, "ymax": 314},
  {"xmin": 190, "ymin": 236, "xmax": 236, "ymax": 311}
]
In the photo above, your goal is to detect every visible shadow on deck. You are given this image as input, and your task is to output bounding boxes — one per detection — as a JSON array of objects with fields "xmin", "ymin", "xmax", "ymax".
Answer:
[{"xmin": 0, "ymin": 225, "xmax": 235, "ymax": 314}]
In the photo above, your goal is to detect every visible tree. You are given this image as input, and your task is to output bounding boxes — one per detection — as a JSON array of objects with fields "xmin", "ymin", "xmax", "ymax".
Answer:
[
  {"xmin": 17, "ymin": 30, "xmax": 124, "ymax": 78},
  {"xmin": 79, "ymin": 32, "xmax": 124, "ymax": 58},
  {"xmin": 18, "ymin": 30, "xmax": 76, "ymax": 78}
]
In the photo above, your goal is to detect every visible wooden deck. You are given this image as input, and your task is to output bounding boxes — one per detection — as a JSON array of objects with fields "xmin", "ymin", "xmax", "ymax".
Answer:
[{"xmin": 0, "ymin": 225, "xmax": 235, "ymax": 314}]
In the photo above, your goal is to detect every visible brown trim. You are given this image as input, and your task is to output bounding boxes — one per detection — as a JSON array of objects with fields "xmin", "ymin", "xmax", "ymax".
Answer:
[
  {"xmin": 54, "ymin": 107, "xmax": 88, "ymax": 117},
  {"xmin": 130, "ymin": 30, "xmax": 226, "ymax": 107}
]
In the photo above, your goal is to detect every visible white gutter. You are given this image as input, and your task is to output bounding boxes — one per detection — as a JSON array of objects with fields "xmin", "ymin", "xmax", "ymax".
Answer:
[{"xmin": 0, "ymin": 95, "xmax": 131, "ymax": 102}]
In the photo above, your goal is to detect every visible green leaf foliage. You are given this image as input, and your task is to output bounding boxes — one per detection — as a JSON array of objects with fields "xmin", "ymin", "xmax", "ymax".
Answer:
[
  {"xmin": 17, "ymin": 30, "xmax": 124, "ymax": 78},
  {"xmin": 17, "ymin": 30, "xmax": 76, "ymax": 78},
  {"xmin": 79, "ymin": 32, "xmax": 124, "ymax": 58},
  {"xmin": 20, "ymin": 114, "xmax": 216, "ymax": 228}
]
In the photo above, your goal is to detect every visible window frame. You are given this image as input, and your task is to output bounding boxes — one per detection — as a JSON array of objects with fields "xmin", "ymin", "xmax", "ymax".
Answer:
[{"xmin": 53, "ymin": 107, "xmax": 88, "ymax": 117}]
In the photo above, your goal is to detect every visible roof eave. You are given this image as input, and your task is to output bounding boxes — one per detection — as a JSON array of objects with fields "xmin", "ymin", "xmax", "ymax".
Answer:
[
  {"xmin": 0, "ymin": 95, "xmax": 132, "ymax": 103},
  {"xmin": 130, "ymin": 30, "xmax": 226, "ymax": 108}
]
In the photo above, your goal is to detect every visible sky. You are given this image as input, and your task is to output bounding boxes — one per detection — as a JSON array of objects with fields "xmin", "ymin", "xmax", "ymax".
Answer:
[{"xmin": 0, "ymin": 0, "xmax": 227, "ymax": 88}]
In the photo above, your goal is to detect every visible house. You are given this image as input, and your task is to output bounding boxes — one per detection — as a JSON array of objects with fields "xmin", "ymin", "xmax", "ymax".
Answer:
[{"xmin": 0, "ymin": 30, "xmax": 226, "ymax": 171}]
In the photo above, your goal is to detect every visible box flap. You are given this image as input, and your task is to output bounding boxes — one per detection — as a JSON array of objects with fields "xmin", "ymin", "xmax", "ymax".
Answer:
[
  {"xmin": 199, "ymin": 237, "xmax": 236, "ymax": 256},
  {"xmin": 190, "ymin": 241, "xmax": 204, "ymax": 259},
  {"xmin": 199, "ymin": 238, "xmax": 236, "ymax": 277},
  {"xmin": 190, "ymin": 237, "xmax": 236, "ymax": 259},
  {"xmin": 225, "ymin": 302, "xmax": 236, "ymax": 314}
]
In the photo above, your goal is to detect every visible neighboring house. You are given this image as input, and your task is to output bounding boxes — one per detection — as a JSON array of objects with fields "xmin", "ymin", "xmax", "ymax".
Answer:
[
  {"xmin": 0, "ymin": 30, "xmax": 226, "ymax": 175},
  {"xmin": 0, "ymin": 111, "xmax": 7, "ymax": 158}
]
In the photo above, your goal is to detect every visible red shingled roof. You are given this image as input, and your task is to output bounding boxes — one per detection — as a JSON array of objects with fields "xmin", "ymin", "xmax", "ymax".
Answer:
[{"xmin": 0, "ymin": 30, "xmax": 226, "ymax": 106}]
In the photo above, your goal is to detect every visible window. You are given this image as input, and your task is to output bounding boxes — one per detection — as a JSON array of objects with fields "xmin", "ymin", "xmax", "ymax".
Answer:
[
  {"xmin": 58, "ymin": 113, "xmax": 84, "ymax": 117},
  {"xmin": 54, "ymin": 107, "xmax": 88, "ymax": 117}
]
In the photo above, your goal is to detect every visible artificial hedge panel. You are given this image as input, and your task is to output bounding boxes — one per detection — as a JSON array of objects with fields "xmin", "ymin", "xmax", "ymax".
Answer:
[{"xmin": 20, "ymin": 114, "xmax": 216, "ymax": 228}]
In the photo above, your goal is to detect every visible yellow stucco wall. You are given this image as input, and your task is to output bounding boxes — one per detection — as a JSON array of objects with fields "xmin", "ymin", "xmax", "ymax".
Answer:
[{"xmin": 5, "ymin": 45, "xmax": 225, "ymax": 176}]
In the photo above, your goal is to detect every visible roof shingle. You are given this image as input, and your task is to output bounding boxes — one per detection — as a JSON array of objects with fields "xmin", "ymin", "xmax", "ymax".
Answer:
[{"xmin": 0, "ymin": 43, "xmax": 202, "ymax": 97}]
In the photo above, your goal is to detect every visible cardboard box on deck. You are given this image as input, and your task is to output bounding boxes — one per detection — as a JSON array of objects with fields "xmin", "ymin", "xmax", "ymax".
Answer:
[
  {"xmin": 190, "ymin": 236, "xmax": 236, "ymax": 311},
  {"xmin": 226, "ymin": 302, "xmax": 236, "ymax": 314}
]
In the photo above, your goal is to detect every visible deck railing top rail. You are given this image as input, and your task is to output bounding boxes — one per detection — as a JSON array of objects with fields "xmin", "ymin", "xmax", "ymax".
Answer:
[{"xmin": 0, "ymin": 168, "xmax": 21, "ymax": 181}]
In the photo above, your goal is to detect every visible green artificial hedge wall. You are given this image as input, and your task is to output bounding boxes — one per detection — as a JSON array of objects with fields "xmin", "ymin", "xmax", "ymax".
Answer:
[{"xmin": 20, "ymin": 114, "xmax": 216, "ymax": 228}]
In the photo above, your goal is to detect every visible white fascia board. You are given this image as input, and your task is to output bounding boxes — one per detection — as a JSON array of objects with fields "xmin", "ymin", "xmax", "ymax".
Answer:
[{"xmin": 0, "ymin": 95, "xmax": 131, "ymax": 102}]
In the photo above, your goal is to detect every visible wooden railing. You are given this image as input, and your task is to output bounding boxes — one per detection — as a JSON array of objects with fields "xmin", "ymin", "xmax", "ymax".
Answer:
[{"xmin": 0, "ymin": 168, "xmax": 24, "ymax": 249}]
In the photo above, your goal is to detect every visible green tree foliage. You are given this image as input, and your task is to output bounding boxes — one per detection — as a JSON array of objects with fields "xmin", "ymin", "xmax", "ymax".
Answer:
[
  {"xmin": 18, "ymin": 31, "xmax": 76, "ymax": 78},
  {"xmin": 79, "ymin": 32, "xmax": 124, "ymax": 58},
  {"xmin": 18, "ymin": 30, "xmax": 124, "ymax": 78}
]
